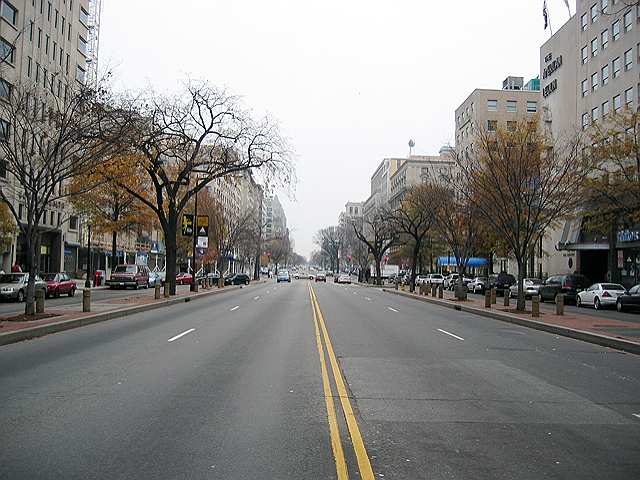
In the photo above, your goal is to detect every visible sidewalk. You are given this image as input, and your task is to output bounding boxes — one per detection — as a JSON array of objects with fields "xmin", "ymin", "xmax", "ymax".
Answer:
[
  {"xmin": 0, "ymin": 281, "xmax": 264, "ymax": 346},
  {"xmin": 384, "ymin": 286, "xmax": 640, "ymax": 355}
]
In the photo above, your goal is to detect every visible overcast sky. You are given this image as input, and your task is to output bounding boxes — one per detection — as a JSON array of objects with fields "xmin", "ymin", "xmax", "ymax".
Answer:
[{"xmin": 100, "ymin": 0, "xmax": 574, "ymax": 259}]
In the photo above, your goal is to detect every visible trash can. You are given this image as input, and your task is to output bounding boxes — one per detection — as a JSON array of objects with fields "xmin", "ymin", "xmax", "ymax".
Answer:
[{"xmin": 94, "ymin": 270, "xmax": 104, "ymax": 287}]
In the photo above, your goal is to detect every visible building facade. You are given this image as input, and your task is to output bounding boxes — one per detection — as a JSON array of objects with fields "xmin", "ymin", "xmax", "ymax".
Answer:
[{"xmin": 264, "ymin": 195, "xmax": 286, "ymax": 241}]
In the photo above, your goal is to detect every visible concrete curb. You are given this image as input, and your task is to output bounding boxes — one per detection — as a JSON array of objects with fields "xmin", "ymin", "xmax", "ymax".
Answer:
[
  {"xmin": 0, "ymin": 285, "xmax": 245, "ymax": 347},
  {"xmin": 383, "ymin": 288, "xmax": 640, "ymax": 355}
]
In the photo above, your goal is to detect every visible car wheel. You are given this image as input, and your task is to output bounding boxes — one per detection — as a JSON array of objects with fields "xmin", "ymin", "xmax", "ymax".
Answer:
[
  {"xmin": 594, "ymin": 297, "xmax": 601, "ymax": 310},
  {"xmin": 69, "ymin": 287, "xmax": 75, "ymax": 297},
  {"xmin": 17, "ymin": 290, "xmax": 24, "ymax": 302},
  {"xmin": 616, "ymin": 299, "xmax": 623, "ymax": 312},
  {"xmin": 576, "ymin": 296, "xmax": 582, "ymax": 308}
]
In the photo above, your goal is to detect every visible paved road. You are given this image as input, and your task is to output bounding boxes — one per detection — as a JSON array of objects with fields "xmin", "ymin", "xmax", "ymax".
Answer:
[{"xmin": 1, "ymin": 279, "xmax": 638, "ymax": 479}]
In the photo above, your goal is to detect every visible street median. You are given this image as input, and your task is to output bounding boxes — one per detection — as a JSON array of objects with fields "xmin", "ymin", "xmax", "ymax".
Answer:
[{"xmin": 383, "ymin": 288, "xmax": 640, "ymax": 355}]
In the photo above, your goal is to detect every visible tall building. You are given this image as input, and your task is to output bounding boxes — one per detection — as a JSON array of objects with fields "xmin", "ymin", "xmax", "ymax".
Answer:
[
  {"xmin": 363, "ymin": 157, "xmax": 403, "ymax": 217},
  {"xmin": 0, "ymin": 0, "xmax": 96, "ymax": 273},
  {"xmin": 264, "ymin": 195, "xmax": 286, "ymax": 241},
  {"xmin": 541, "ymin": 0, "xmax": 640, "ymax": 283}
]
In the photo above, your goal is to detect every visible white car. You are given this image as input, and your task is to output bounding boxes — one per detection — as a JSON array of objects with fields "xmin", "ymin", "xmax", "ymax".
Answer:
[
  {"xmin": 426, "ymin": 274, "xmax": 444, "ymax": 285},
  {"xmin": 467, "ymin": 277, "xmax": 488, "ymax": 294},
  {"xmin": 415, "ymin": 274, "xmax": 429, "ymax": 286},
  {"xmin": 444, "ymin": 274, "xmax": 458, "ymax": 289},
  {"xmin": 337, "ymin": 274, "xmax": 352, "ymax": 284},
  {"xmin": 576, "ymin": 283, "xmax": 627, "ymax": 310}
]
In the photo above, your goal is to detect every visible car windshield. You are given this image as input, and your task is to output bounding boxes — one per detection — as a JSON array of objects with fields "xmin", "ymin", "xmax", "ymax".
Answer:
[
  {"xmin": 601, "ymin": 283, "xmax": 625, "ymax": 290},
  {"xmin": 0, "ymin": 274, "xmax": 24, "ymax": 283},
  {"xmin": 114, "ymin": 265, "xmax": 136, "ymax": 274},
  {"xmin": 43, "ymin": 273, "xmax": 58, "ymax": 281}
]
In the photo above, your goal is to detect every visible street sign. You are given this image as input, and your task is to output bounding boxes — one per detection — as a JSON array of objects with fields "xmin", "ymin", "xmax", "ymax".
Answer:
[
  {"xmin": 197, "ymin": 236, "xmax": 208, "ymax": 248},
  {"xmin": 182, "ymin": 214, "xmax": 194, "ymax": 236},
  {"xmin": 196, "ymin": 247, "xmax": 207, "ymax": 257},
  {"xmin": 197, "ymin": 215, "xmax": 209, "ymax": 237}
]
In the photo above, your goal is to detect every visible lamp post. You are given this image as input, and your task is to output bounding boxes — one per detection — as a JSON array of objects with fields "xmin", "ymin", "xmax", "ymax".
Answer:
[
  {"xmin": 84, "ymin": 223, "xmax": 91, "ymax": 288},
  {"xmin": 191, "ymin": 186, "xmax": 199, "ymax": 292}
]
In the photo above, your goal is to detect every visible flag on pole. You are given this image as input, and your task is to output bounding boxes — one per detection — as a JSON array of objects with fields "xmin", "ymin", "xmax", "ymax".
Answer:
[
  {"xmin": 543, "ymin": 0, "xmax": 549, "ymax": 29},
  {"xmin": 563, "ymin": 0, "xmax": 571, "ymax": 16}
]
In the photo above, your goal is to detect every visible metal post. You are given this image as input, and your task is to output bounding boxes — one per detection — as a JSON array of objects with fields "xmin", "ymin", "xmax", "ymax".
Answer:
[
  {"xmin": 555, "ymin": 293, "xmax": 564, "ymax": 315},
  {"xmin": 163, "ymin": 282, "xmax": 170, "ymax": 298},
  {"xmin": 504, "ymin": 292, "xmax": 510, "ymax": 307},
  {"xmin": 490, "ymin": 288, "xmax": 497, "ymax": 304},
  {"xmin": 84, "ymin": 224, "xmax": 91, "ymax": 289},
  {"xmin": 438, "ymin": 284, "xmax": 443, "ymax": 299},
  {"xmin": 532, "ymin": 295, "xmax": 540, "ymax": 317},
  {"xmin": 484, "ymin": 290, "xmax": 491, "ymax": 308},
  {"xmin": 83, "ymin": 288, "xmax": 91, "ymax": 312},
  {"xmin": 155, "ymin": 283, "xmax": 161, "ymax": 300}
]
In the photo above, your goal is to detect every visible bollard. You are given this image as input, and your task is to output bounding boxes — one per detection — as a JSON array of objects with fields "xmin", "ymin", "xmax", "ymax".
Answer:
[
  {"xmin": 484, "ymin": 289, "xmax": 491, "ymax": 308},
  {"xmin": 532, "ymin": 295, "xmax": 540, "ymax": 317},
  {"xmin": 164, "ymin": 283, "xmax": 170, "ymax": 298},
  {"xmin": 438, "ymin": 284, "xmax": 443, "ymax": 299},
  {"xmin": 155, "ymin": 283, "xmax": 161, "ymax": 300},
  {"xmin": 83, "ymin": 288, "xmax": 91, "ymax": 313},
  {"xmin": 35, "ymin": 289, "xmax": 45, "ymax": 314},
  {"xmin": 504, "ymin": 292, "xmax": 510, "ymax": 307},
  {"xmin": 491, "ymin": 288, "xmax": 497, "ymax": 304},
  {"xmin": 218, "ymin": 277, "xmax": 224, "ymax": 289},
  {"xmin": 555, "ymin": 293, "xmax": 565, "ymax": 316},
  {"xmin": 431, "ymin": 284, "xmax": 437, "ymax": 297}
]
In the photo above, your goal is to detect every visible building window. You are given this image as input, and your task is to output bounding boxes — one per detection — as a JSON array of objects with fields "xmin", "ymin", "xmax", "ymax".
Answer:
[
  {"xmin": 37, "ymin": 27, "xmax": 41, "ymax": 47},
  {"xmin": 613, "ymin": 20, "xmax": 620, "ymax": 41},
  {"xmin": 59, "ymin": 47, "xmax": 63, "ymax": 66},
  {"xmin": 0, "ymin": 0, "xmax": 17, "ymax": 25},
  {"xmin": 591, "ymin": 37, "xmax": 598, "ymax": 57},
  {"xmin": 625, "ymin": 87, "xmax": 633, "ymax": 106},
  {"xmin": 52, "ymin": 41, "xmax": 56, "ymax": 61},
  {"xmin": 601, "ymin": 29, "xmax": 608, "ymax": 50},
  {"xmin": 581, "ymin": 45, "xmax": 588, "ymax": 64},
  {"xmin": 624, "ymin": 48, "xmax": 633, "ymax": 70},
  {"xmin": 487, "ymin": 120, "xmax": 497, "ymax": 132},
  {"xmin": 592, "ymin": 106, "xmax": 599, "ymax": 121},
  {"xmin": 18, "ymin": 204, "xmax": 23, "ymax": 220},
  {"xmin": 592, "ymin": 72, "xmax": 599, "ymax": 91},
  {"xmin": 590, "ymin": 4, "xmax": 598, "ymax": 23},
  {"xmin": 0, "ymin": 118, "xmax": 9, "ymax": 140},
  {"xmin": 581, "ymin": 13, "xmax": 588, "ymax": 31},
  {"xmin": 54, "ymin": 9, "xmax": 58, "ymax": 27},
  {"xmin": 506, "ymin": 121, "xmax": 516, "ymax": 132},
  {"xmin": 75, "ymin": 65, "xmax": 85, "ymax": 83},
  {"xmin": 0, "ymin": 159, "xmax": 6, "ymax": 178},
  {"xmin": 50, "ymin": 211, "xmax": 54, "ymax": 226},
  {"xmin": 601, "ymin": 64, "xmax": 609, "ymax": 86},
  {"xmin": 79, "ymin": 6, "xmax": 89, "ymax": 26},
  {"xmin": 29, "ymin": 20, "xmax": 33, "ymax": 41},
  {"xmin": 582, "ymin": 112, "xmax": 590, "ymax": 129},
  {"xmin": 47, "ymin": 1, "xmax": 51, "ymax": 20},
  {"xmin": 61, "ymin": 16, "xmax": 65, "ymax": 35},
  {"xmin": 27, "ymin": 56, "xmax": 32, "ymax": 77},
  {"xmin": 624, "ymin": 10, "xmax": 633, "ymax": 32},
  {"xmin": 601, "ymin": 0, "xmax": 608, "ymax": 13},
  {"xmin": 78, "ymin": 35, "xmax": 87, "ymax": 55},
  {"xmin": 613, "ymin": 94, "xmax": 622, "ymax": 111},
  {"xmin": 526, "ymin": 100, "xmax": 537, "ymax": 113},
  {"xmin": 487, "ymin": 99, "xmax": 497, "ymax": 111},
  {"xmin": 67, "ymin": 24, "xmax": 71, "ymax": 41},
  {"xmin": 613, "ymin": 56, "xmax": 621, "ymax": 77},
  {"xmin": 582, "ymin": 78, "xmax": 589, "ymax": 97},
  {"xmin": 0, "ymin": 78, "xmax": 11, "ymax": 100},
  {"xmin": 602, "ymin": 100, "xmax": 610, "ymax": 116},
  {"xmin": 506, "ymin": 100, "xmax": 516, "ymax": 112},
  {"xmin": 35, "ymin": 62, "xmax": 39, "ymax": 82},
  {"xmin": 0, "ymin": 37, "xmax": 14, "ymax": 65}
]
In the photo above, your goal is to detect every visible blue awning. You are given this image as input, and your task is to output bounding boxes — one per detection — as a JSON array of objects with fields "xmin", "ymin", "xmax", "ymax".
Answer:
[{"xmin": 437, "ymin": 256, "xmax": 488, "ymax": 268}]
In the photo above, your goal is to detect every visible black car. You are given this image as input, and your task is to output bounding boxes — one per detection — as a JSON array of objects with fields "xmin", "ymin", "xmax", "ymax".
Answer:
[
  {"xmin": 616, "ymin": 284, "xmax": 640, "ymax": 312},
  {"xmin": 489, "ymin": 272, "xmax": 516, "ymax": 296},
  {"xmin": 224, "ymin": 273, "xmax": 250, "ymax": 286},
  {"xmin": 539, "ymin": 274, "xmax": 590, "ymax": 304}
]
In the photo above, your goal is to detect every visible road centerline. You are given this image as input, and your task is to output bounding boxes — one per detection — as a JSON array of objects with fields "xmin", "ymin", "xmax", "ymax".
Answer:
[
  {"xmin": 437, "ymin": 328, "xmax": 465, "ymax": 341},
  {"xmin": 387, "ymin": 306, "xmax": 398, "ymax": 313},
  {"xmin": 230, "ymin": 305, "xmax": 240, "ymax": 311},
  {"xmin": 167, "ymin": 328, "xmax": 196, "ymax": 342}
]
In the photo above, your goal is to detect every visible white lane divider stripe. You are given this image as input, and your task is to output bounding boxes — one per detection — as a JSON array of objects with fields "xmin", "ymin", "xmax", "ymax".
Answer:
[
  {"xmin": 253, "ymin": 296, "xmax": 260, "ymax": 300},
  {"xmin": 437, "ymin": 328, "xmax": 465, "ymax": 341},
  {"xmin": 387, "ymin": 306, "xmax": 398, "ymax": 313},
  {"xmin": 168, "ymin": 328, "xmax": 196, "ymax": 342},
  {"xmin": 365, "ymin": 297, "xmax": 372, "ymax": 301},
  {"xmin": 230, "ymin": 305, "xmax": 240, "ymax": 311},
  {"xmin": 633, "ymin": 413, "xmax": 640, "ymax": 419}
]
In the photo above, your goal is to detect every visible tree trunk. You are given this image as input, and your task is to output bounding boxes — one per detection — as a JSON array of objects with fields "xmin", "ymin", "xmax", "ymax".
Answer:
[
  {"xmin": 608, "ymin": 217, "xmax": 619, "ymax": 283},
  {"xmin": 374, "ymin": 254, "xmax": 382, "ymax": 286},
  {"xmin": 410, "ymin": 239, "xmax": 421, "ymax": 293},
  {"xmin": 165, "ymin": 216, "xmax": 178, "ymax": 296},
  {"xmin": 111, "ymin": 230, "xmax": 118, "ymax": 275},
  {"xmin": 24, "ymin": 232, "xmax": 39, "ymax": 315},
  {"xmin": 516, "ymin": 257, "xmax": 526, "ymax": 312}
]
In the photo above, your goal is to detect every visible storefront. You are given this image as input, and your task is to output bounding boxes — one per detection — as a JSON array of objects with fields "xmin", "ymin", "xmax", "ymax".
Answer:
[
  {"xmin": 436, "ymin": 256, "xmax": 488, "ymax": 276},
  {"xmin": 16, "ymin": 230, "xmax": 62, "ymax": 273},
  {"xmin": 617, "ymin": 229, "xmax": 640, "ymax": 288}
]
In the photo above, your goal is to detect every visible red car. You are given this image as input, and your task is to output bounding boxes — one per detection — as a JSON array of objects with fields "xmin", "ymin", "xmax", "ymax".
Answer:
[
  {"xmin": 176, "ymin": 272, "xmax": 193, "ymax": 285},
  {"xmin": 43, "ymin": 272, "xmax": 76, "ymax": 298}
]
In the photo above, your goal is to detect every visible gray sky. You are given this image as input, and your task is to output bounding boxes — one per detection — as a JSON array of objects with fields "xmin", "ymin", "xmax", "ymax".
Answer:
[{"xmin": 100, "ymin": 0, "xmax": 573, "ymax": 259}]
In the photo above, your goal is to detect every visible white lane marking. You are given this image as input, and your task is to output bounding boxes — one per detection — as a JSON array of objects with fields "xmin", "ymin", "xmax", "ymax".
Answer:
[
  {"xmin": 353, "ymin": 291, "xmax": 357, "ymax": 295},
  {"xmin": 253, "ymin": 296, "xmax": 260, "ymax": 300},
  {"xmin": 437, "ymin": 328, "xmax": 465, "ymax": 341},
  {"xmin": 168, "ymin": 328, "xmax": 196, "ymax": 342},
  {"xmin": 387, "ymin": 307, "xmax": 398, "ymax": 313},
  {"xmin": 230, "ymin": 305, "xmax": 240, "ymax": 311},
  {"xmin": 266, "ymin": 290, "xmax": 270, "ymax": 293},
  {"xmin": 633, "ymin": 413, "xmax": 640, "ymax": 419},
  {"xmin": 365, "ymin": 297, "xmax": 372, "ymax": 301}
]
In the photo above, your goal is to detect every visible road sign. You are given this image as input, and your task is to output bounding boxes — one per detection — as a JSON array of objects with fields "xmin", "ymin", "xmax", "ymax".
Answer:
[
  {"xmin": 182, "ymin": 214, "xmax": 194, "ymax": 236},
  {"xmin": 197, "ymin": 215, "xmax": 209, "ymax": 237},
  {"xmin": 196, "ymin": 247, "xmax": 207, "ymax": 257},
  {"xmin": 197, "ymin": 236, "xmax": 208, "ymax": 248}
]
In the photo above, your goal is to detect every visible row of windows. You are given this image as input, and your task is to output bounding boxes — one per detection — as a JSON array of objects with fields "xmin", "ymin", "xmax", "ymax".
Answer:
[
  {"xmin": 486, "ymin": 119, "xmax": 524, "ymax": 133},
  {"xmin": 581, "ymin": 86, "xmax": 635, "ymax": 128},
  {"xmin": 486, "ymin": 99, "xmax": 538, "ymax": 113},
  {"xmin": 581, "ymin": 1, "xmax": 634, "ymax": 32},
  {"xmin": 581, "ymin": 19, "xmax": 635, "ymax": 65},
  {"xmin": 581, "ymin": 49, "xmax": 635, "ymax": 96}
]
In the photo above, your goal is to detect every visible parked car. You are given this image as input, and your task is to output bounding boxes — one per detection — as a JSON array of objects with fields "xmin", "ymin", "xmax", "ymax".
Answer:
[
  {"xmin": 468, "ymin": 277, "xmax": 488, "ymax": 294},
  {"xmin": 175, "ymin": 272, "xmax": 193, "ymax": 285},
  {"xmin": 489, "ymin": 272, "xmax": 517, "ymax": 296},
  {"xmin": 107, "ymin": 264, "xmax": 151, "ymax": 289},
  {"xmin": 509, "ymin": 278, "xmax": 543, "ymax": 299},
  {"xmin": 43, "ymin": 272, "xmax": 76, "ymax": 298},
  {"xmin": 207, "ymin": 271, "xmax": 221, "ymax": 283},
  {"xmin": 337, "ymin": 274, "xmax": 352, "ymax": 284},
  {"xmin": 577, "ymin": 283, "xmax": 627, "ymax": 310},
  {"xmin": 225, "ymin": 273, "xmax": 250, "ymax": 286},
  {"xmin": 147, "ymin": 271, "xmax": 162, "ymax": 288},
  {"xmin": 444, "ymin": 274, "xmax": 458, "ymax": 289},
  {"xmin": 277, "ymin": 270, "xmax": 291, "ymax": 283},
  {"xmin": 315, "ymin": 272, "xmax": 327, "ymax": 282},
  {"xmin": 616, "ymin": 284, "xmax": 640, "ymax": 312},
  {"xmin": 415, "ymin": 274, "xmax": 429, "ymax": 286},
  {"xmin": 426, "ymin": 273, "xmax": 445, "ymax": 285},
  {"xmin": 539, "ymin": 274, "xmax": 590, "ymax": 304},
  {"xmin": 0, "ymin": 273, "xmax": 47, "ymax": 302}
]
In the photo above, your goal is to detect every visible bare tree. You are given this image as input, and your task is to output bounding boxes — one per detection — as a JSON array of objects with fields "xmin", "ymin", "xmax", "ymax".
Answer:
[
  {"xmin": 342, "ymin": 216, "xmax": 370, "ymax": 282},
  {"xmin": 455, "ymin": 119, "xmax": 589, "ymax": 310},
  {"xmin": 266, "ymin": 232, "xmax": 291, "ymax": 273},
  {"xmin": 0, "ymin": 77, "xmax": 124, "ymax": 313},
  {"xmin": 112, "ymin": 80, "xmax": 292, "ymax": 294},
  {"xmin": 351, "ymin": 208, "xmax": 396, "ymax": 285},
  {"xmin": 314, "ymin": 225, "xmax": 344, "ymax": 274}
]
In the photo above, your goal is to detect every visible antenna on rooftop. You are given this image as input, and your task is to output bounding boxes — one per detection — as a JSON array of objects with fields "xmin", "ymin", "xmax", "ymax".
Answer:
[{"xmin": 408, "ymin": 139, "xmax": 415, "ymax": 157}]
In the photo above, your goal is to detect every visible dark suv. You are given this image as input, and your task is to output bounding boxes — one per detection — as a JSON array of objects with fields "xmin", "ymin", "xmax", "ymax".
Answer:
[
  {"xmin": 539, "ymin": 274, "xmax": 590, "ymax": 304},
  {"xmin": 224, "ymin": 273, "xmax": 250, "ymax": 286},
  {"xmin": 107, "ymin": 264, "xmax": 151, "ymax": 289},
  {"xmin": 489, "ymin": 272, "xmax": 516, "ymax": 296}
]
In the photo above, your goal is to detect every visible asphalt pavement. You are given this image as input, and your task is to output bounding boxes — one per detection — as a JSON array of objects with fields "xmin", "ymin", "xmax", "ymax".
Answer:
[{"xmin": 1, "ymin": 279, "xmax": 638, "ymax": 479}]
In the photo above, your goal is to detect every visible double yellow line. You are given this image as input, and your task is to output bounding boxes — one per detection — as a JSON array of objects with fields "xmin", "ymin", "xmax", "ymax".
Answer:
[{"xmin": 308, "ymin": 283, "xmax": 375, "ymax": 480}]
